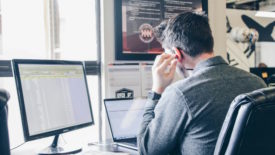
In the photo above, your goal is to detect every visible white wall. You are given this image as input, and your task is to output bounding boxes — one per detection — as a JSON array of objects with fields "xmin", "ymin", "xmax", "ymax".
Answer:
[
  {"xmin": 208, "ymin": 0, "xmax": 227, "ymax": 58},
  {"xmin": 226, "ymin": 9, "xmax": 275, "ymax": 70},
  {"xmin": 100, "ymin": 0, "xmax": 227, "ymax": 140}
]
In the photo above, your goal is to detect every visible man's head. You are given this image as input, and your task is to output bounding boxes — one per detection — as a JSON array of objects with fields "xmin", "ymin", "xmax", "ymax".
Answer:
[
  {"xmin": 153, "ymin": 20, "xmax": 168, "ymax": 44},
  {"xmin": 161, "ymin": 12, "xmax": 214, "ymax": 58}
]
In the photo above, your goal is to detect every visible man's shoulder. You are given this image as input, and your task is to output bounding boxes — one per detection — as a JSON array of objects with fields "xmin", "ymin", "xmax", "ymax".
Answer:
[
  {"xmin": 225, "ymin": 65, "xmax": 266, "ymax": 85},
  {"xmin": 170, "ymin": 65, "xmax": 266, "ymax": 94}
]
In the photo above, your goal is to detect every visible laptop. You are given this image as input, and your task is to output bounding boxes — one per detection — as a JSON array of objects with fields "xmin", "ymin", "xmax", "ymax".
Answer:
[{"xmin": 104, "ymin": 98, "xmax": 147, "ymax": 150}]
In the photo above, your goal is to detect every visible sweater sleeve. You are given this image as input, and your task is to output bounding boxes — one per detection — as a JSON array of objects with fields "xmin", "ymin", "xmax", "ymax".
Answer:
[{"xmin": 138, "ymin": 86, "xmax": 192, "ymax": 155}]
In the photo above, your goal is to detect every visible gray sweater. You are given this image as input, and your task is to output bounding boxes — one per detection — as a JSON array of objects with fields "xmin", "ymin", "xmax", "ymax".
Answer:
[{"xmin": 138, "ymin": 56, "xmax": 266, "ymax": 155}]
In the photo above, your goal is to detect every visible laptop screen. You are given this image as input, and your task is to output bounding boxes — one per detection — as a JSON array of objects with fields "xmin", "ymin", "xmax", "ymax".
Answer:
[{"xmin": 104, "ymin": 98, "xmax": 146, "ymax": 140}]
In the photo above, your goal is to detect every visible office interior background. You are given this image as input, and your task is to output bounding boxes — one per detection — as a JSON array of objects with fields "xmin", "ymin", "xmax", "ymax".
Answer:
[{"xmin": 0, "ymin": 0, "xmax": 275, "ymax": 152}]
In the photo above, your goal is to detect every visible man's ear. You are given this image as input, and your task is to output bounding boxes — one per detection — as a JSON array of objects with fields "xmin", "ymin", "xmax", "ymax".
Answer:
[{"xmin": 172, "ymin": 47, "xmax": 184, "ymax": 62}]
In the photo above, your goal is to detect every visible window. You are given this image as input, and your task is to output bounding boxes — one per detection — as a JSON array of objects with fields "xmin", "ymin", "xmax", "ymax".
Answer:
[
  {"xmin": 52, "ymin": 0, "xmax": 98, "ymax": 60},
  {"xmin": 0, "ymin": 0, "xmax": 101, "ymax": 148},
  {"xmin": 2, "ymin": 0, "xmax": 48, "ymax": 59}
]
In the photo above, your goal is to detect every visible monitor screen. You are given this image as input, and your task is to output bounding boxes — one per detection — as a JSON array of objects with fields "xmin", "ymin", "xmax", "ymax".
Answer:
[
  {"xmin": 104, "ymin": 99, "xmax": 146, "ymax": 140},
  {"xmin": 13, "ymin": 60, "xmax": 94, "ymax": 141},
  {"xmin": 250, "ymin": 68, "xmax": 275, "ymax": 87},
  {"xmin": 115, "ymin": 0, "xmax": 208, "ymax": 60}
]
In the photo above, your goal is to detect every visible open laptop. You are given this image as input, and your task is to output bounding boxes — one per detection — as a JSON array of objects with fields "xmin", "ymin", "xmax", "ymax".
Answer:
[{"xmin": 104, "ymin": 98, "xmax": 147, "ymax": 150}]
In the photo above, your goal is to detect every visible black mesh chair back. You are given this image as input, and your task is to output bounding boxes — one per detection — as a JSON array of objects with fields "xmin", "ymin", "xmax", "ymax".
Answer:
[{"xmin": 214, "ymin": 87, "xmax": 275, "ymax": 155}]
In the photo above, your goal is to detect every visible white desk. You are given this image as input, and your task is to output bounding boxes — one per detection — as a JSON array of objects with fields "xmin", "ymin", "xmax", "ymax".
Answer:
[{"xmin": 11, "ymin": 140, "xmax": 138, "ymax": 155}]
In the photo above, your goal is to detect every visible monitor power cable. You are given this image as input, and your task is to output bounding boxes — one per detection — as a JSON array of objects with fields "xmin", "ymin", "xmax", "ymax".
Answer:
[{"xmin": 10, "ymin": 141, "xmax": 26, "ymax": 151}]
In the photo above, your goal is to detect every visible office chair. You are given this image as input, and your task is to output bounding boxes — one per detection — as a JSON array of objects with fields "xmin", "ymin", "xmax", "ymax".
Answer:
[
  {"xmin": 214, "ymin": 87, "xmax": 275, "ymax": 155},
  {"xmin": 0, "ymin": 89, "xmax": 10, "ymax": 155},
  {"xmin": 267, "ymin": 75, "xmax": 275, "ymax": 87}
]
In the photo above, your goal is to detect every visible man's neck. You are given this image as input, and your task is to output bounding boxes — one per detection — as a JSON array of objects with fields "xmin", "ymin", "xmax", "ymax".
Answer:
[{"xmin": 185, "ymin": 52, "xmax": 214, "ymax": 69}]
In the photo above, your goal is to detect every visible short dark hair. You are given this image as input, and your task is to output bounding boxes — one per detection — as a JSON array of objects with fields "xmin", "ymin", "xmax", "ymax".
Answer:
[
  {"xmin": 153, "ymin": 20, "xmax": 168, "ymax": 44},
  {"xmin": 162, "ymin": 12, "xmax": 214, "ymax": 57}
]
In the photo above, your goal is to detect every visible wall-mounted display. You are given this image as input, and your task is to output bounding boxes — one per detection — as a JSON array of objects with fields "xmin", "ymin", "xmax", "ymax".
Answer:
[{"xmin": 115, "ymin": 0, "xmax": 208, "ymax": 61}]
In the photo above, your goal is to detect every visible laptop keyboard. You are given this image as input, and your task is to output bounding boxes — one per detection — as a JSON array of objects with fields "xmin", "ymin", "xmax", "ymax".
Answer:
[
  {"xmin": 120, "ymin": 141, "xmax": 137, "ymax": 147},
  {"xmin": 117, "ymin": 138, "xmax": 138, "ymax": 148}
]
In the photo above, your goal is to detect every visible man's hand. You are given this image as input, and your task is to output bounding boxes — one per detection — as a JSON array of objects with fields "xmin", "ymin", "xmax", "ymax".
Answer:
[{"xmin": 152, "ymin": 53, "xmax": 177, "ymax": 94}]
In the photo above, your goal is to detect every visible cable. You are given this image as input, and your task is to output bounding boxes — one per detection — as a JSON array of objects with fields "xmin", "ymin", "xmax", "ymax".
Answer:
[
  {"xmin": 61, "ymin": 134, "xmax": 67, "ymax": 144},
  {"xmin": 10, "ymin": 142, "xmax": 26, "ymax": 151}
]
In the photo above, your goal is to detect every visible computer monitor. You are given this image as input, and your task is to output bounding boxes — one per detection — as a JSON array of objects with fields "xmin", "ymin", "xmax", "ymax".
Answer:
[
  {"xmin": 250, "ymin": 67, "xmax": 275, "ymax": 87},
  {"xmin": 12, "ymin": 59, "xmax": 94, "ymax": 154},
  {"xmin": 115, "ymin": 0, "xmax": 208, "ymax": 61}
]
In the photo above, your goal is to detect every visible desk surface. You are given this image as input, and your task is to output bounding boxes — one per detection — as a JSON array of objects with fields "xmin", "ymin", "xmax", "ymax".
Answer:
[
  {"xmin": 85, "ymin": 143, "xmax": 138, "ymax": 155},
  {"xmin": 11, "ymin": 141, "xmax": 138, "ymax": 155}
]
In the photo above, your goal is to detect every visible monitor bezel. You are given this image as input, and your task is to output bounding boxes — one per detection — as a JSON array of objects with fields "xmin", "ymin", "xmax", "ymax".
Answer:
[
  {"xmin": 12, "ymin": 59, "xmax": 95, "ymax": 141},
  {"xmin": 115, "ymin": 0, "xmax": 208, "ymax": 61}
]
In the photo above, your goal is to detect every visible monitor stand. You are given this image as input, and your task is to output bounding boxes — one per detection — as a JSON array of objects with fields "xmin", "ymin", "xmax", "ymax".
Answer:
[{"xmin": 39, "ymin": 135, "xmax": 82, "ymax": 155}]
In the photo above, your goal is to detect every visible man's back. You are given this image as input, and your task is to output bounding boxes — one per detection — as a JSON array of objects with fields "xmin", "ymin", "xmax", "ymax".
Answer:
[
  {"xmin": 168, "ymin": 56, "xmax": 266, "ymax": 154},
  {"xmin": 138, "ymin": 11, "xmax": 266, "ymax": 155},
  {"xmin": 138, "ymin": 56, "xmax": 266, "ymax": 155}
]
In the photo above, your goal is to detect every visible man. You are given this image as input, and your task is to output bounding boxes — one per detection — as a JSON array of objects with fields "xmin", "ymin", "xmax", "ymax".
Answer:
[{"xmin": 138, "ymin": 12, "xmax": 266, "ymax": 155}]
